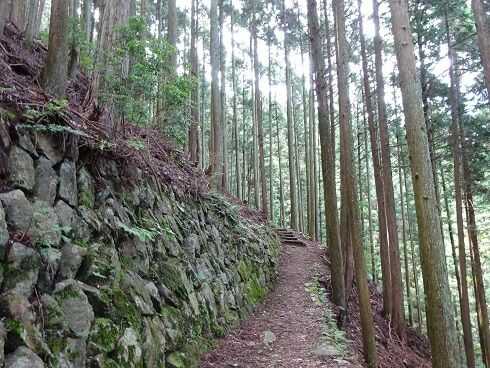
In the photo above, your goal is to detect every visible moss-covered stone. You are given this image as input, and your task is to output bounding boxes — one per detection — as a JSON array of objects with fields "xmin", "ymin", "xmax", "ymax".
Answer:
[
  {"xmin": 88, "ymin": 318, "xmax": 120, "ymax": 355},
  {"xmin": 245, "ymin": 275, "xmax": 267, "ymax": 305},
  {"xmin": 111, "ymin": 288, "xmax": 142, "ymax": 328},
  {"xmin": 0, "ymin": 141, "xmax": 281, "ymax": 367}
]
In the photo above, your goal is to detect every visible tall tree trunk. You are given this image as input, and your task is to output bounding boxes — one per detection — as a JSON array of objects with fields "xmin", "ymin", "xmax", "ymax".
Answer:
[
  {"xmin": 446, "ymin": 16, "xmax": 475, "ymax": 367},
  {"xmin": 440, "ymin": 163, "xmax": 465, "ymax": 352},
  {"xmin": 34, "ymin": 0, "xmax": 46, "ymax": 35},
  {"xmin": 402, "ymin": 148, "xmax": 424, "ymax": 332},
  {"xmin": 440, "ymin": 165, "xmax": 462, "ymax": 304},
  {"xmin": 242, "ymin": 76, "xmax": 247, "ymax": 200},
  {"xmin": 335, "ymin": 0, "xmax": 377, "ymax": 363},
  {"xmin": 293, "ymin": 102, "xmax": 304, "ymax": 232},
  {"xmin": 10, "ymin": 0, "xmax": 27, "ymax": 31},
  {"xmin": 309, "ymin": 63, "xmax": 319, "ymax": 241},
  {"xmin": 372, "ymin": 0, "xmax": 404, "ymax": 335},
  {"xmin": 397, "ymin": 132, "xmax": 413, "ymax": 327},
  {"xmin": 357, "ymin": 0, "xmax": 392, "ymax": 317},
  {"xmin": 253, "ymin": 3, "xmax": 268, "ymax": 216},
  {"xmin": 415, "ymin": 5, "xmax": 446, "ymax": 244},
  {"xmin": 357, "ymin": 105, "xmax": 364, "ymax": 246},
  {"xmin": 219, "ymin": 0, "xmax": 227, "ymax": 190},
  {"xmin": 300, "ymin": 40, "xmax": 313, "ymax": 238},
  {"xmin": 68, "ymin": 0, "xmax": 80, "ymax": 78},
  {"xmin": 232, "ymin": 7, "xmax": 240, "ymax": 198},
  {"xmin": 340, "ymin": 120, "xmax": 354, "ymax": 300},
  {"xmin": 471, "ymin": 0, "xmax": 490, "ymax": 100},
  {"xmin": 200, "ymin": 41, "xmax": 207, "ymax": 170},
  {"xmin": 322, "ymin": 0, "xmax": 336, "ymax": 167},
  {"xmin": 41, "ymin": 0, "xmax": 69, "ymax": 97},
  {"xmin": 461, "ymin": 104, "xmax": 490, "ymax": 368},
  {"xmin": 209, "ymin": 0, "xmax": 223, "ymax": 190},
  {"xmin": 388, "ymin": 0, "xmax": 462, "ymax": 365},
  {"xmin": 268, "ymin": 34, "xmax": 274, "ymax": 221},
  {"xmin": 362, "ymin": 100, "xmax": 375, "ymax": 282},
  {"xmin": 282, "ymin": 1, "xmax": 298, "ymax": 229},
  {"xmin": 25, "ymin": 0, "xmax": 39, "ymax": 46},
  {"xmin": 250, "ymin": 33, "xmax": 259, "ymax": 208},
  {"xmin": 167, "ymin": 0, "xmax": 177, "ymax": 73},
  {"xmin": 81, "ymin": 0, "xmax": 92, "ymax": 36},
  {"xmin": 296, "ymin": 4, "xmax": 313, "ymax": 237},
  {"xmin": 189, "ymin": 0, "xmax": 200, "ymax": 164},
  {"xmin": 306, "ymin": 0, "xmax": 345, "ymax": 309},
  {"xmin": 276, "ymin": 104, "xmax": 285, "ymax": 227}
]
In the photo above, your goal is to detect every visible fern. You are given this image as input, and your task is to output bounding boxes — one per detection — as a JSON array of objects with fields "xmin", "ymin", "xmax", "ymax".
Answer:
[{"xmin": 117, "ymin": 220, "xmax": 161, "ymax": 242}]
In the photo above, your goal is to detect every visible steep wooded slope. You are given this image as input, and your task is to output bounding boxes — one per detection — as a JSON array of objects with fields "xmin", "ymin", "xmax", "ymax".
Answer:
[{"xmin": 0, "ymin": 24, "xmax": 279, "ymax": 368}]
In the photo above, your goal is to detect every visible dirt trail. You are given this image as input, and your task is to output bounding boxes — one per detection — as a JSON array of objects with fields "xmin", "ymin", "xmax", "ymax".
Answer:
[{"xmin": 199, "ymin": 232, "xmax": 362, "ymax": 368}]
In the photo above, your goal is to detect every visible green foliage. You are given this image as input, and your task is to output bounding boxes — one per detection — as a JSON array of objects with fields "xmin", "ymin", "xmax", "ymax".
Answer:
[
  {"xmin": 68, "ymin": 15, "xmax": 95, "ymax": 72},
  {"xmin": 117, "ymin": 221, "xmax": 161, "ymax": 242},
  {"xmin": 22, "ymin": 98, "xmax": 67, "ymax": 121},
  {"xmin": 18, "ymin": 99, "xmax": 88, "ymax": 137},
  {"xmin": 100, "ymin": 16, "xmax": 193, "ymax": 137}
]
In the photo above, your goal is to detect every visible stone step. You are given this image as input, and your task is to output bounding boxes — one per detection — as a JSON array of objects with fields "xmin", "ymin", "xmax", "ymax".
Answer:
[
  {"xmin": 280, "ymin": 237, "xmax": 301, "ymax": 242},
  {"xmin": 282, "ymin": 240, "xmax": 307, "ymax": 247},
  {"xmin": 277, "ymin": 232, "xmax": 296, "ymax": 237}
]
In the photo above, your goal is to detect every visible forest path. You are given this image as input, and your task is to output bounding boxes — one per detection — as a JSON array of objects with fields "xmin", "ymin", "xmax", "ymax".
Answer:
[{"xmin": 199, "ymin": 230, "xmax": 363, "ymax": 368}]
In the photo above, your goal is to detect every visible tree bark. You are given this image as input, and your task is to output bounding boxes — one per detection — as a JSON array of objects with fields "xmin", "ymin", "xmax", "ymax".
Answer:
[
  {"xmin": 252, "ymin": 2, "xmax": 268, "ymax": 216},
  {"xmin": 219, "ymin": 0, "xmax": 227, "ymax": 191},
  {"xmin": 41, "ymin": 0, "xmax": 69, "ymax": 97},
  {"xmin": 446, "ymin": 16, "xmax": 475, "ymax": 366},
  {"xmin": 268, "ymin": 33, "xmax": 274, "ymax": 221},
  {"xmin": 24, "ymin": 0, "xmax": 38, "ymax": 46},
  {"xmin": 372, "ymin": 0, "xmax": 404, "ymax": 335},
  {"xmin": 402, "ymin": 148, "xmax": 424, "ymax": 332},
  {"xmin": 189, "ymin": 0, "xmax": 200, "ymax": 164},
  {"xmin": 68, "ymin": 0, "xmax": 80, "ymax": 78},
  {"xmin": 34, "ymin": 0, "xmax": 46, "ymax": 35},
  {"xmin": 334, "ymin": 0, "xmax": 377, "ymax": 363},
  {"xmin": 282, "ymin": 1, "xmax": 298, "ymax": 229},
  {"xmin": 362, "ymin": 100, "xmax": 376, "ymax": 283},
  {"xmin": 322, "ymin": 0, "xmax": 336, "ymax": 167},
  {"xmin": 299, "ymin": 34, "xmax": 312, "ymax": 237},
  {"xmin": 471, "ymin": 0, "xmax": 490, "ymax": 100},
  {"xmin": 293, "ymin": 101, "xmax": 304, "ymax": 232},
  {"xmin": 357, "ymin": 0, "xmax": 392, "ymax": 317},
  {"xmin": 397, "ymin": 132, "xmax": 413, "ymax": 327},
  {"xmin": 232, "ymin": 8, "xmax": 240, "ymax": 198},
  {"xmin": 208, "ymin": 0, "xmax": 224, "ymax": 190},
  {"xmin": 276, "ymin": 104, "xmax": 285, "ymax": 227},
  {"xmin": 461, "ymin": 102, "xmax": 490, "ymax": 368},
  {"xmin": 307, "ymin": 0, "xmax": 345, "ymax": 309},
  {"xmin": 440, "ymin": 163, "xmax": 465, "ymax": 353},
  {"xmin": 388, "ymin": 0, "xmax": 462, "ymax": 365},
  {"xmin": 81, "ymin": 0, "xmax": 92, "ymax": 36},
  {"xmin": 167, "ymin": 0, "xmax": 177, "ymax": 73},
  {"xmin": 249, "ymin": 33, "xmax": 259, "ymax": 208},
  {"xmin": 10, "ymin": 0, "xmax": 27, "ymax": 31}
]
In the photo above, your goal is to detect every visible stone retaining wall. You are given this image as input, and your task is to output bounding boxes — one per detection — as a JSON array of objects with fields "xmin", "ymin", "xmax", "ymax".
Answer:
[{"xmin": 0, "ymin": 130, "xmax": 280, "ymax": 367}]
